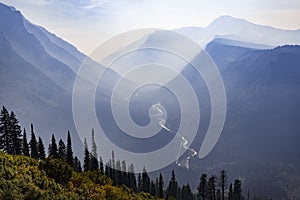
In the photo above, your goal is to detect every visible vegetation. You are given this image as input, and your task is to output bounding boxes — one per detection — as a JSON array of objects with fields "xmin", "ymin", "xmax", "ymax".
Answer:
[{"xmin": 0, "ymin": 105, "xmax": 246, "ymax": 199}]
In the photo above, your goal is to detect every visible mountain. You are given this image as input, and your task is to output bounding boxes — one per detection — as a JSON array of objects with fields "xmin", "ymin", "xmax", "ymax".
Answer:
[
  {"xmin": 91, "ymin": 27, "xmax": 300, "ymax": 198},
  {"xmin": 1, "ymin": 2, "xmax": 300, "ymax": 199},
  {"xmin": 0, "ymin": 2, "xmax": 125, "ymax": 157},
  {"xmin": 176, "ymin": 15, "xmax": 300, "ymax": 49},
  {"xmin": 176, "ymin": 40, "xmax": 300, "ymax": 199}
]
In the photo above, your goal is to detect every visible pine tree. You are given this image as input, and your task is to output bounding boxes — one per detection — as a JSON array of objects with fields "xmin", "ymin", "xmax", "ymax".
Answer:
[
  {"xmin": 228, "ymin": 183, "xmax": 233, "ymax": 200},
  {"xmin": 48, "ymin": 134, "xmax": 58, "ymax": 158},
  {"xmin": 182, "ymin": 184, "xmax": 193, "ymax": 200},
  {"xmin": 142, "ymin": 166, "xmax": 150, "ymax": 193},
  {"xmin": 158, "ymin": 172, "xmax": 164, "ymax": 198},
  {"xmin": 91, "ymin": 129, "xmax": 99, "ymax": 170},
  {"xmin": 218, "ymin": 170, "xmax": 227, "ymax": 200},
  {"xmin": 22, "ymin": 128, "xmax": 29, "ymax": 156},
  {"xmin": 66, "ymin": 130, "xmax": 73, "ymax": 167},
  {"xmin": 216, "ymin": 189, "xmax": 221, "ymax": 200},
  {"xmin": 58, "ymin": 139, "xmax": 66, "ymax": 159},
  {"xmin": 74, "ymin": 156, "xmax": 82, "ymax": 172},
  {"xmin": 38, "ymin": 137, "xmax": 46, "ymax": 159},
  {"xmin": 197, "ymin": 173, "xmax": 207, "ymax": 200},
  {"xmin": 233, "ymin": 179, "xmax": 243, "ymax": 200},
  {"xmin": 78, "ymin": 160, "xmax": 82, "ymax": 172},
  {"xmin": 128, "ymin": 163, "xmax": 137, "ymax": 192},
  {"xmin": 115, "ymin": 160, "xmax": 122, "ymax": 185},
  {"xmin": 83, "ymin": 137, "xmax": 91, "ymax": 171},
  {"xmin": 29, "ymin": 124, "xmax": 38, "ymax": 159},
  {"xmin": 99, "ymin": 156, "xmax": 104, "ymax": 174},
  {"xmin": 137, "ymin": 173, "xmax": 142, "ymax": 192},
  {"xmin": 166, "ymin": 170, "xmax": 178, "ymax": 199},
  {"xmin": 9, "ymin": 111, "xmax": 22, "ymax": 155},
  {"xmin": 150, "ymin": 180, "xmax": 156, "ymax": 196},
  {"xmin": 206, "ymin": 176, "xmax": 216, "ymax": 200},
  {"xmin": 0, "ymin": 106, "xmax": 11, "ymax": 153}
]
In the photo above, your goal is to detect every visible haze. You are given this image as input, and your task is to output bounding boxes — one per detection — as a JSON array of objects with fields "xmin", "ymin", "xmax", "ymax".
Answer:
[{"xmin": 1, "ymin": 0, "xmax": 300, "ymax": 54}]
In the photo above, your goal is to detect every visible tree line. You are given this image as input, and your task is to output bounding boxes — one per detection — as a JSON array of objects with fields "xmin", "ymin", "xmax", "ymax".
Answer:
[{"xmin": 0, "ymin": 106, "xmax": 245, "ymax": 199}]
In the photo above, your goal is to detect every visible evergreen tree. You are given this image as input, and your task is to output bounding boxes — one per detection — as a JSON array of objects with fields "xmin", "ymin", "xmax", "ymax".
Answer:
[
  {"xmin": 158, "ymin": 172, "xmax": 164, "ymax": 198},
  {"xmin": 182, "ymin": 184, "xmax": 193, "ymax": 200},
  {"xmin": 22, "ymin": 128, "xmax": 29, "ymax": 156},
  {"xmin": 128, "ymin": 163, "xmax": 137, "ymax": 192},
  {"xmin": 99, "ymin": 156, "xmax": 104, "ymax": 174},
  {"xmin": 206, "ymin": 176, "xmax": 216, "ymax": 200},
  {"xmin": 121, "ymin": 160, "xmax": 127, "ymax": 186},
  {"xmin": 150, "ymin": 180, "xmax": 156, "ymax": 196},
  {"xmin": 58, "ymin": 139, "xmax": 66, "ymax": 159},
  {"xmin": 216, "ymin": 189, "xmax": 221, "ymax": 200},
  {"xmin": 9, "ymin": 111, "xmax": 22, "ymax": 155},
  {"xmin": 74, "ymin": 156, "xmax": 82, "ymax": 172},
  {"xmin": 166, "ymin": 170, "xmax": 178, "ymax": 199},
  {"xmin": 228, "ymin": 183, "xmax": 233, "ymax": 200},
  {"xmin": 66, "ymin": 130, "xmax": 73, "ymax": 167},
  {"xmin": 38, "ymin": 136, "xmax": 46, "ymax": 159},
  {"xmin": 197, "ymin": 173, "xmax": 207, "ymax": 200},
  {"xmin": 0, "ymin": 106, "xmax": 9, "ymax": 151},
  {"xmin": 218, "ymin": 170, "xmax": 227, "ymax": 200},
  {"xmin": 48, "ymin": 134, "xmax": 58, "ymax": 158},
  {"xmin": 0, "ymin": 106, "xmax": 11, "ymax": 153},
  {"xmin": 83, "ymin": 137, "xmax": 91, "ymax": 171},
  {"xmin": 137, "ymin": 173, "xmax": 142, "ymax": 192},
  {"xmin": 91, "ymin": 129, "xmax": 99, "ymax": 170},
  {"xmin": 29, "ymin": 124, "xmax": 38, "ymax": 159},
  {"xmin": 141, "ymin": 166, "xmax": 150, "ymax": 193},
  {"xmin": 233, "ymin": 179, "xmax": 243, "ymax": 200},
  {"xmin": 78, "ymin": 160, "xmax": 82, "ymax": 172},
  {"xmin": 115, "ymin": 160, "xmax": 122, "ymax": 185}
]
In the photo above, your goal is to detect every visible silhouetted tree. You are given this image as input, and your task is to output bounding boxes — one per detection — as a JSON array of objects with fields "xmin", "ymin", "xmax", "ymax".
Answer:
[
  {"xmin": 74, "ymin": 156, "xmax": 82, "ymax": 172},
  {"xmin": 48, "ymin": 134, "xmax": 58, "ymax": 158},
  {"xmin": 58, "ymin": 139, "xmax": 66, "ymax": 159},
  {"xmin": 22, "ymin": 128, "xmax": 29, "ymax": 156},
  {"xmin": 142, "ymin": 166, "xmax": 150, "ymax": 193},
  {"xmin": 158, "ymin": 172, "xmax": 164, "ymax": 198},
  {"xmin": 216, "ymin": 189, "xmax": 221, "ymax": 200},
  {"xmin": 166, "ymin": 170, "xmax": 178, "ymax": 199},
  {"xmin": 197, "ymin": 173, "xmax": 207, "ymax": 200},
  {"xmin": 218, "ymin": 170, "xmax": 227, "ymax": 200},
  {"xmin": 228, "ymin": 183, "xmax": 233, "ymax": 200},
  {"xmin": 83, "ymin": 137, "xmax": 91, "ymax": 171},
  {"xmin": 38, "ymin": 136, "xmax": 46, "ymax": 159},
  {"xmin": 150, "ymin": 180, "xmax": 156, "ymax": 196},
  {"xmin": 233, "ymin": 179, "xmax": 243, "ymax": 200},
  {"xmin": 99, "ymin": 156, "xmax": 104, "ymax": 174},
  {"xmin": 0, "ymin": 106, "xmax": 10, "ymax": 153},
  {"xmin": 9, "ymin": 111, "xmax": 22, "ymax": 155},
  {"xmin": 29, "ymin": 124, "xmax": 38, "ymax": 159},
  {"xmin": 137, "ymin": 173, "xmax": 142, "ymax": 192},
  {"xmin": 128, "ymin": 163, "xmax": 137, "ymax": 192},
  {"xmin": 66, "ymin": 130, "xmax": 73, "ymax": 167},
  {"xmin": 0, "ymin": 107, "xmax": 22, "ymax": 154},
  {"xmin": 182, "ymin": 184, "xmax": 193, "ymax": 200},
  {"xmin": 206, "ymin": 175, "xmax": 216, "ymax": 200},
  {"xmin": 91, "ymin": 129, "xmax": 99, "ymax": 170}
]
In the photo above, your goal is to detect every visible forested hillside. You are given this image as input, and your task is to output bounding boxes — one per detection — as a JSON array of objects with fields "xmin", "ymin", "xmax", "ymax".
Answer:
[{"xmin": 0, "ymin": 105, "xmax": 245, "ymax": 200}]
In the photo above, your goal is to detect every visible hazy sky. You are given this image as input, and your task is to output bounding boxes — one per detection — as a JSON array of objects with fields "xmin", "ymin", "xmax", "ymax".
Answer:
[{"xmin": 1, "ymin": 0, "xmax": 300, "ymax": 54}]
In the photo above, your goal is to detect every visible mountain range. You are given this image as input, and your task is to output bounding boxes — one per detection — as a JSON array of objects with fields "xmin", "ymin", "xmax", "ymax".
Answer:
[{"xmin": 0, "ymin": 2, "xmax": 300, "ymax": 199}]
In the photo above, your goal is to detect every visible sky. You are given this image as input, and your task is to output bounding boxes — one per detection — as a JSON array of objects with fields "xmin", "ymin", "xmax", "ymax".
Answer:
[{"xmin": 1, "ymin": 0, "xmax": 300, "ymax": 54}]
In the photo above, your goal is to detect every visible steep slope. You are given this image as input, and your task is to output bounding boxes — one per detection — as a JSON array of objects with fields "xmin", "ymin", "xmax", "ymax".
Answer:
[
  {"xmin": 0, "ymin": 2, "xmax": 124, "ymax": 157},
  {"xmin": 0, "ymin": 3, "xmax": 75, "ymax": 92},
  {"xmin": 175, "ymin": 41, "xmax": 300, "ymax": 199}
]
